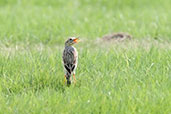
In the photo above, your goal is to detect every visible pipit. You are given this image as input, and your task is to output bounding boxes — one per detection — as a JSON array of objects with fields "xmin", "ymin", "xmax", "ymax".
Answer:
[{"xmin": 62, "ymin": 37, "xmax": 79, "ymax": 86}]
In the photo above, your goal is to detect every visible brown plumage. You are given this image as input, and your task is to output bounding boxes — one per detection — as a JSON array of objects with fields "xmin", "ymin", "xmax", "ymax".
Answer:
[{"xmin": 62, "ymin": 37, "xmax": 79, "ymax": 85}]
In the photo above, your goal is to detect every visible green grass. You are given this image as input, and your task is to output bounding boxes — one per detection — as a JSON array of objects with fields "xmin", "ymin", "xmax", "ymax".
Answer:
[{"xmin": 0, "ymin": 0, "xmax": 171, "ymax": 113}]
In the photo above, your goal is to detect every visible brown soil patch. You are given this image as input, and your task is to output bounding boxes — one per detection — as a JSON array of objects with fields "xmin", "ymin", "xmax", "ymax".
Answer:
[{"xmin": 102, "ymin": 32, "xmax": 132, "ymax": 41}]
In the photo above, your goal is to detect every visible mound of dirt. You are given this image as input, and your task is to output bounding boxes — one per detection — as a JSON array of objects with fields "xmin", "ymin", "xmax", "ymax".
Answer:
[{"xmin": 102, "ymin": 32, "xmax": 132, "ymax": 41}]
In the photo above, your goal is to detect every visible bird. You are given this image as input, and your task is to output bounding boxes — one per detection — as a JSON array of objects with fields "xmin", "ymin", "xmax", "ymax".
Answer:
[{"xmin": 62, "ymin": 37, "xmax": 79, "ymax": 86}]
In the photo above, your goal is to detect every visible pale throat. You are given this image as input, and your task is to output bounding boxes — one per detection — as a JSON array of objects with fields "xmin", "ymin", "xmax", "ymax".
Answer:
[{"xmin": 65, "ymin": 42, "xmax": 76, "ymax": 47}]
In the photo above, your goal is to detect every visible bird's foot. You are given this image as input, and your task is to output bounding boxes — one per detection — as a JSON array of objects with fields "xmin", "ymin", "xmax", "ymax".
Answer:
[{"xmin": 73, "ymin": 74, "xmax": 76, "ymax": 84}]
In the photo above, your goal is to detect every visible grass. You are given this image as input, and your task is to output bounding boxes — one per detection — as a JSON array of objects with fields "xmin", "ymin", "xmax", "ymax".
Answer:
[{"xmin": 0, "ymin": 0, "xmax": 171, "ymax": 113}]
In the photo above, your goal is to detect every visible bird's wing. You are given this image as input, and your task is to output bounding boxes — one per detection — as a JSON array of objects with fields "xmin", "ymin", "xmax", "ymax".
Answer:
[{"xmin": 63, "ymin": 47, "xmax": 77, "ymax": 73}]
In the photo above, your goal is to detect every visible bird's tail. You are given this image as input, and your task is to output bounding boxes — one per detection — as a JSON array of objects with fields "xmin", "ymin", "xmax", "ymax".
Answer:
[{"xmin": 66, "ymin": 72, "xmax": 71, "ymax": 86}]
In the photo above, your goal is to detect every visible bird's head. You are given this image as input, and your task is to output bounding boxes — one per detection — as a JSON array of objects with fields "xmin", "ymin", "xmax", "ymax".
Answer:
[{"xmin": 65, "ymin": 37, "xmax": 79, "ymax": 46}]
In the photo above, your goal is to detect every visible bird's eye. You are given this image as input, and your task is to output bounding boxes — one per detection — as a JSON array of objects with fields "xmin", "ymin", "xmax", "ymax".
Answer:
[{"xmin": 69, "ymin": 39, "xmax": 72, "ymax": 41}]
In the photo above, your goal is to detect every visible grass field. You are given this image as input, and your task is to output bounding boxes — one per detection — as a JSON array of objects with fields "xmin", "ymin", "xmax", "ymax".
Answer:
[{"xmin": 0, "ymin": 0, "xmax": 171, "ymax": 113}]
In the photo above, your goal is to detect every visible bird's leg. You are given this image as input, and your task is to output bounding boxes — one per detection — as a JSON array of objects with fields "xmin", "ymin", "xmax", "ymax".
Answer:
[
  {"xmin": 64, "ymin": 75, "xmax": 66, "ymax": 84},
  {"xmin": 73, "ymin": 74, "xmax": 76, "ymax": 84}
]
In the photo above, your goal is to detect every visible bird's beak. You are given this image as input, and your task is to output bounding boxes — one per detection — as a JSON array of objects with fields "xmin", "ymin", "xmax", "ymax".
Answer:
[{"xmin": 73, "ymin": 37, "xmax": 80, "ymax": 43}]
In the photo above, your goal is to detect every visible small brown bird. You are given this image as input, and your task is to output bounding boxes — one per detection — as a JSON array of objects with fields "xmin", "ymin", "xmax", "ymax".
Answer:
[{"xmin": 62, "ymin": 37, "xmax": 79, "ymax": 85}]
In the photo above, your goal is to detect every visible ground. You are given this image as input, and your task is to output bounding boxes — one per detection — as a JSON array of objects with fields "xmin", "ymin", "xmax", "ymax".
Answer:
[{"xmin": 0, "ymin": 0, "xmax": 171, "ymax": 113}]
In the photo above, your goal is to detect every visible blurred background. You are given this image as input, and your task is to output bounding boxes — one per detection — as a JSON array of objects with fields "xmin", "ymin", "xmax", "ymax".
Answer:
[{"xmin": 0, "ymin": 0, "xmax": 170, "ymax": 45}]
